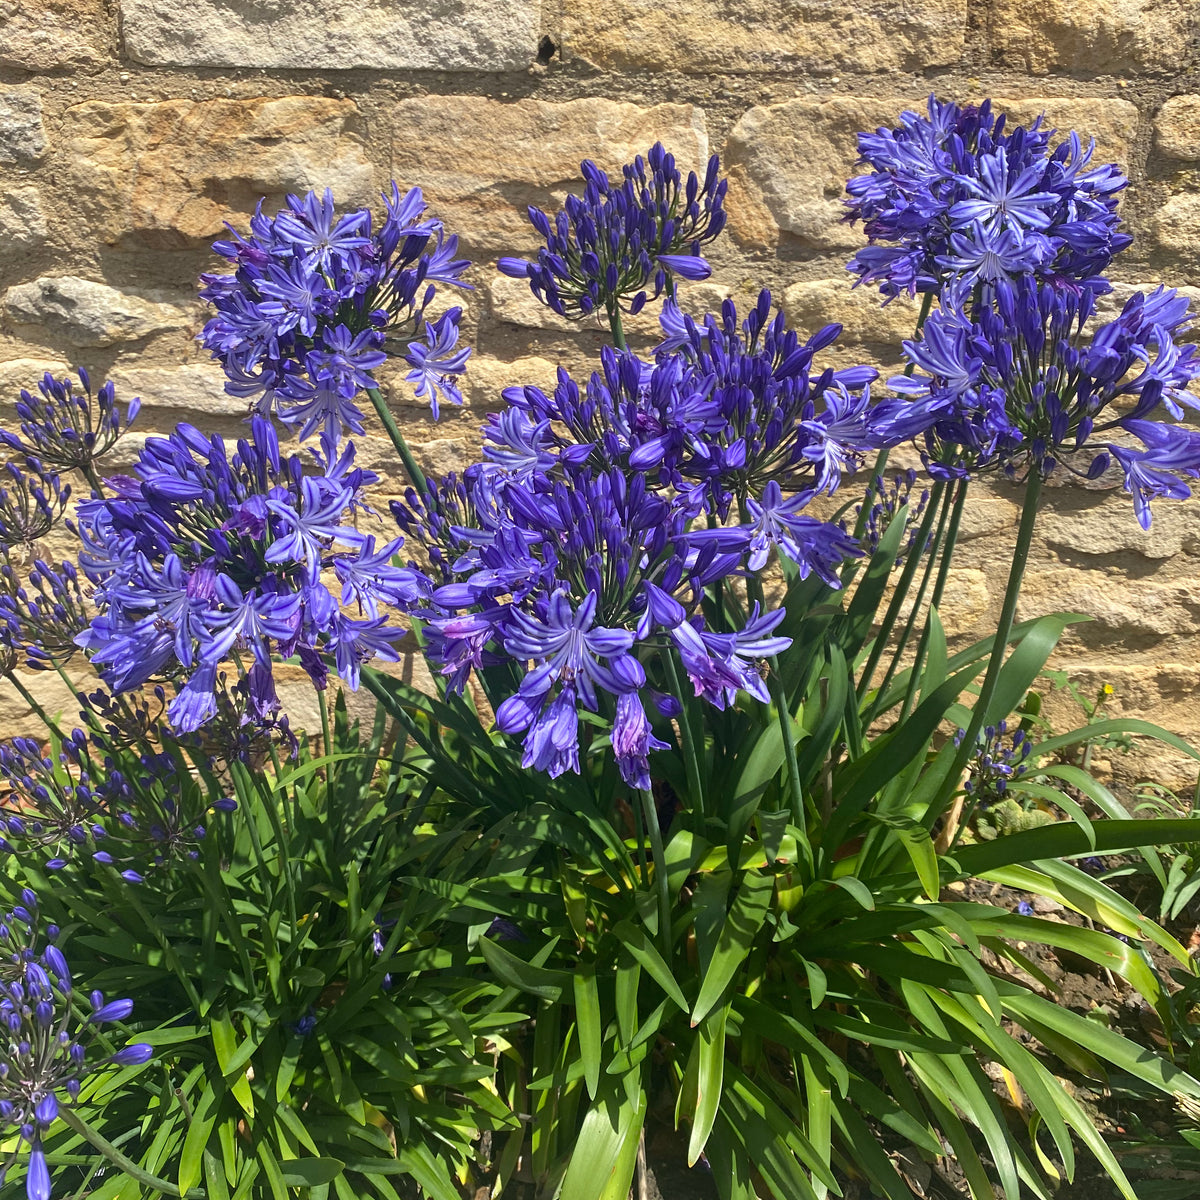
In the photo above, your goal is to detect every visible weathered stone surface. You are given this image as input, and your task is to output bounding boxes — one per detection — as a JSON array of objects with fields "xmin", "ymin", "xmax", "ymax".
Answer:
[
  {"xmin": 64, "ymin": 98, "xmax": 374, "ymax": 248},
  {"xmin": 0, "ymin": 188, "xmax": 48, "ymax": 253},
  {"xmin": 989, "ymin": 0, "xmax": 1197, "ymax": 74},
  {"xmin": 899, "ymin": 567, "xmax": 990, "ymax": 638},
  {"xmin": 0, "ymin": 2, "xmax": 106, "ymax": 71},
  {"xmin": 120, "ymin": 0, "xmax": 540, "ymax": 71},
  {"xmin": 107, "ymin": 364, "xmax": 245, "ymax": 418},
  {"xmin": 957, "ymin": 495, "xmax": 1019, "ymax": 542},
  {"xmin": 1156, "ymin": 96, "xmax": 1200, "ymax": 161},
  {"xmin": 4, "ymin": 276, "xmax": 193, "ymax": 347},
  {"xmin": 0, "ymin": 357, "xmax": 70, "ymax": 402},
  {"xmin": 727, "ymin": 96, "xmax": 1140, "ymax": 251},
  {"xmin": 1043, "ymin": 496, "xmax": 1200, "ymax": 560},
  {"xmin": 391, "ymin": 97, "xmax": 707, "ymax": 252},
  {"xmin": 486, "ymin": 274, "xmax": 668, "ymax": 339},
  {"xmin": 458, "ymin": 353, "xmax": 562, "ymax": 410},
  {"xmin": 1150, "ymin": 194, "xmax": 1200, "ymax": 273},
  {"xmin": 0, "ymin": 90, "xmax": 47, "ymax": 165},
  {"xmin": 783, "ymin": 279, "xmax": 922, "ymax": 344},
  {"xmin": 1020, "ymin": 569, "xmax": 1200, "ymax": 637},
  {"xmin": 564, "ymin": 0, "xmax": 966, "ymax": 73}
]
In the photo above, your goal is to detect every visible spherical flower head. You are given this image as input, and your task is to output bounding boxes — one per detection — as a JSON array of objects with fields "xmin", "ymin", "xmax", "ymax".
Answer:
[
  {"xmin": 76, "ymin": 420, "xmax": 421, "ymax": 734},
  {"xmin": 0, "ymin": 555, "xmax": 93, "ymax": 672},
  {"xmin": 0, "ymin": 371, "xmax": 139, "ymax": 481},
  {"xmin": 199, "ymin": 184, "xmax": 472, "ymax": 440},
  {"xmin": 888, "ymin": 277, "xmax": 1200, "ymax": 524},
  {"xmin": 845, "ymin": 95, "xmax": 1130, "ymax": 299},
  {"xmin": 498, "ymin": 143, "xmax": 727, "ymax": 320}
]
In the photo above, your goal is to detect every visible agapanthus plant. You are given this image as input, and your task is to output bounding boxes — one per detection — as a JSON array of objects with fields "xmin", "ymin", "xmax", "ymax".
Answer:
[
  {"xmin": 498, "ymin": 142, "xmax": 726, "ymax": 325},
  {"xmin": 889, "ymin": 277, "xmax": 1200, "ymax": 525},
  {"xmin": 0, "ymin": 556, "xmax": 92, "ymax": 671},
  {"xmin": 199, "ymin": 184, "xmax": 472, "ymax": 440},
  {"xmin": 845, "ymin": 95, "xmax": 1129, "ymax": 298},
  {"xmin": 0, "ymin": 373, "xmax": 139, "ymax": 497},
  {"xmin": 0, "ymin": 892, "xmax": 151, "ymax": 1200},
  {"xmin": 0, "ymin": 460, "xmax": 70, "ymax": 550},
  {"xmin": 75, "ymin": 417, "xmax": 427, "ymax": 732}
]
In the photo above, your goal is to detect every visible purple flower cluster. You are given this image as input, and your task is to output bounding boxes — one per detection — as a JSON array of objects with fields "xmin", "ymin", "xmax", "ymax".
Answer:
[
  {"xmin": 0, "ymin": 460, "xmax": 70, "ymax": 549},
  {"xmin": 845, "ymin": 96, "xmax": 1129, "ymax": 299},
  {"xmin": 889, "ymin": 278, "xmax": 1200, "ymax": 523},
  {"xmin": 490, "ymin": 292, "xmax": 900, "ymax": 586},
  {"xmin": 498, "ymin": 143, "xmax": 726, "ymax": 319},
  {"xmin": 840, "ymin": 470, "xmax": 931, "ymax": 564},
  {"xmin": 199, "ymin": 185, "xmax": 472, "ymax": 438},
  {"xmin": 0, "ymin": 558, "xmax": 91, "ymax": 673},
  {"xmin": 0, "ymin": 372, "xmax": 139, "ymax": 485},
  {"xmin": 74, "ymin": 417, "xmax": 427, "ymax": 732},
  {"xmin": 418, "ymin": 457, "xmax": 790, "ymax": 787},
  {"xmin": 409, "ymin": 290, "xmax": 916, "ymax": 787},
  {"xmin": 953, "ymin": 720, "xmax": 1033, "ymax": 807},
  {"xmin": 0, "ymin": 892, "xmax": 151, "ymax": 1200}
]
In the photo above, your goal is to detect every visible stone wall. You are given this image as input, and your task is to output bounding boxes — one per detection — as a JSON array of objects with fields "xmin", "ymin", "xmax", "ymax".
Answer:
[{"xmin": 2, "ymin": 0, "xmax": 1199, "ymax": 787}]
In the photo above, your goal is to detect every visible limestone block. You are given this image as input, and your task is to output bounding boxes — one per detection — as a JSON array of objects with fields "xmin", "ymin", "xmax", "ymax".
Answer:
[
  {"xmin": 0, "ymin": 90, "xmax": 47, "ymax": 165},
  {"xmin": 4, "ymin": 276, "xmax": 194, "ymax": 347},
  {"xmin": 1156, "ymin": 96, "xmax": 1200, "ymax": 161},
  {"xmin": 726, "ymin": 96, "xmax": 1140, "ymax": 251},
  {"xmin": 988, "ymin": 0, "xmax": 1197, "ymax": 75},
  {"xmin": 120, "ymin": 0, "xmax": 541, "ymax": 71},
  {"xmin": 458, "ymin": 354, "xmax": 563, "ymax": 411},
  {"xmin": 106, "ymin": 364, "xmax": 246, "ymax": 419},
  {"xmin": 783, "ymin": 279, "xmax": 922, "ymax": 344},
  {"xmin": 63, "ymin": 97, "xmax": 374, "ymax": 248},
  {"xmin": 1150, "ymin": 194, "xmax": 1200, "ymax": 273},
  {"xmin": 1043, "ymin": 496, "xmax": 1200, "ymax": 560},
  {"xmin": 0, "ymin": 2, "xmax": 106, "ymax": 71},
  {"xmin": 563, "ymin": 0, "xmax": 967, "ymax": 73},
  {"xmin": 0, "ymin": 188, "xmax": 48, "ymax": 253},
  {"xmin": 1019, "ymin": 569, "xmax": 1200, "ymax": 638},
  {"xmin": 391, "ymin": 97, "xmax": 708, "ymax": 253}
]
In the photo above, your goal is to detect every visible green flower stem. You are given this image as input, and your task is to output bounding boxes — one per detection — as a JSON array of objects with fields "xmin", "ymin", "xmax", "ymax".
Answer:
[
  {"xmin": 664, "ymin": 649, "xmax": 705, "ymax": 820},
  {"xmin": 867, "ymin": 477, "xmax": 957, "ymax": 723},
  {"xmin": 607, "ymin": 303, "xmax": 628, "ymax": 352},
  {"xmin": 638, "ymin": 787, "xmax": 672, "ymax": 961},
  {"xmin": 851, "ymin": 289, "xmax": 935, "ymax": 542},
  {"xmin": 58, "ymin": 1105, "xmax": 205, "ymax": 1199},
  {"xmin": 855, "ymin": 479, "xmax": 947, "ymax": 706},
  {"xmin": 365, "ymin": 386, "xmax": 429, "ymax": 499},
  {"xmin": 898, "ymin": 478, "xmax": 969, "ymax": 722},
  {"xmin": 939, "ymin": 468, "xmax": 1044, "ymax": 834}
]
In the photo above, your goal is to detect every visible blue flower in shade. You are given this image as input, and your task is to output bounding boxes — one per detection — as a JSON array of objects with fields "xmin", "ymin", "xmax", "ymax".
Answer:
[
  {"xmin": 845, "ymin": 96, "xmax": 1130, "ymax": 298},
  {"xmin": 0, "ymin": 459, "xmax": 71, "ymax": 549},
  {"xmin": 199, "ymin": 185, "xmax": 471, "ymax": 440},
  {"xmin": 498, "ymin": 143, "xmax": 726, "ymax": 320},
  {"xmin": 954, "ymin": 719, "xmax": 1033, "ymax": 807},
  {"xmin": 75, "ymin": 419, "xmax": 416, "ymax": 733},
  {"xmin": 612, "ymin": 692, "xmax": 670, "ymax": 792},
  {"xmin": 0, "ymin": 893, "xmax": 152, "ymax": 1200},
  {"xmin": 669, "ymin": 605, "xmax": 791, "ymax": 711},
  {"xmin": 887, "ymin": 278, "xmax": 1200, "ymax": 522},
  {"xmin": 0, "ymin": 371, "xmax": 139, "ymax": 482}
]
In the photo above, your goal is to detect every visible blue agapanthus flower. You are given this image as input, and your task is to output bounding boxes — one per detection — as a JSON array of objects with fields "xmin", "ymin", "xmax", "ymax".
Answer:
[
  {"xmin": 494, "ymin": 292, "xmax": 886, "ymax": 519},
  {"xmin": 199, "ymin": 185, "xmax": 472, "ymax": 440},
  {"xmin": 953, "ymin": 719, "xmax": 1033, "ymax": 808},
  {"xmin": 0, "ymin": 371, "xmax": 139, "ymax": 484},
  {"xmin": 0, "ymin": 892, "xmax": 151, "ymax": 1200},
  {"xmin": 413, "ymin": 453, "xmax": 788, "ymax": 787},
  {"xmin": 845, "ymin": 96, "xmax": 1130, "ymax": 298},
  {"xmin": 884, "ymin": 278, "xmax": 1200, "ymax": 525},
  {"xmin": 75, "ymin": 418, "xmax": 427, "ymax": 732},
  {"xmin": 0, "ymin": 556, "xmax": 91, "ymax": 672},
  {"xmin": 498, "ymin": 142, "xmax": 726, "ymax": 319}
]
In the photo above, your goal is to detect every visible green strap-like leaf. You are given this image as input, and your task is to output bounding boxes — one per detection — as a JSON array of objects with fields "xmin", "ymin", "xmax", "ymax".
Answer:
[{"xmin": 692, "ymin": 870, "xmax": 776, "ymax": 1025}]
